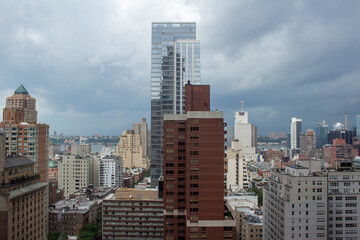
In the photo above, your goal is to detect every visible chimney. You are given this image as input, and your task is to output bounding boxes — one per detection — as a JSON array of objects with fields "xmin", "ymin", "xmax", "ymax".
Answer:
[{"xmin": 345, "ymin": 113, "xmax": 348, "ymax": 130}]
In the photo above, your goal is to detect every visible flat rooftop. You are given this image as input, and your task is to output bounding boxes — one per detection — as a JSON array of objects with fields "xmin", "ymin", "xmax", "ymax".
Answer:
[
  {"xmin": 5, "ymin": 156, "xmax": 34, "ymax": 169},
  {"xmin": 9, "ymin": 182, "xmax": 48, "ymax": 200}
]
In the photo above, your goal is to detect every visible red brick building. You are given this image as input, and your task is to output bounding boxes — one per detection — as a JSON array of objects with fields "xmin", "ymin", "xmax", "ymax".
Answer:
[
  {"xmin": 163, "ymin": 84, "xmax": 235, "ymax": 240},
  {"xmin": 324, "ymin": 138, "xmax": 357, "ymax": 169},
  {"xmin": 0, "ymin": 85, "xmax": 49, "ymax": 183}
]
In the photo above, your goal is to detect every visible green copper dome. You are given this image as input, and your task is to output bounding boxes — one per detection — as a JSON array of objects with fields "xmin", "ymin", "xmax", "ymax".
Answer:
[{"xmin": 14, "ymin": 84, "xmax": 29, "ymax": 95}]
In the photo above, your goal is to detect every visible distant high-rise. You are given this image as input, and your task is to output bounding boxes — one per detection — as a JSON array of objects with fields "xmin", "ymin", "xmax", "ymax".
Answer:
[
  {"xmin": 290, "ymin": 117, "xmax": 302, "ymax": 150},
  {"xmin": 115, "ymin": 130, "xmax": 148, "ymax": 169},
  {"xmin": 327, "ymin": 129, "xmax": 356, "ymax": 145},
  {"xmin": 234, "ymin": 104, "xmax": 257, "ymax": 150},
  {"xmin": 150, "ymin": 22, "xmax": 200, "ymax": 186},
  {"xmin": 357, "ymin": 115, "xmax": 360, "ymax": 137},
  {"xmin": 133, "ymin": 118, "xmax": 149, "ymax": 158},
  {"xmin": 300, "ymin": 129, "xmax": 316, "ymax": 157},
  {"xmin": 5, "ymin": 84, "xmax": 37, "ymax": 123},
  {"xmin": 315, "ymin": 120, "xmax": 328, "ymax": 149}
]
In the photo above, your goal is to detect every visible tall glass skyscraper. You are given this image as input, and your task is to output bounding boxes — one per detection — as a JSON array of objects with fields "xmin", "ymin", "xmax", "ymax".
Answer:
[
  {"xmin": 150, "ymin": 22, "xmax": 200, "ymax": 186},
  {"xmin": 315, "ymin": 120, "xmax": 328, "ymax": 149},
  {"xmin": 357, "ymin": 115, "xmax": 360, "ymax": 137}
]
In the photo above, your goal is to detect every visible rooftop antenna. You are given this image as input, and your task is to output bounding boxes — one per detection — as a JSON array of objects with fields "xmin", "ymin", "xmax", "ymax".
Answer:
[{"xmin": 241, "ymin": 100, "xmax": 244, "ymax": 112}]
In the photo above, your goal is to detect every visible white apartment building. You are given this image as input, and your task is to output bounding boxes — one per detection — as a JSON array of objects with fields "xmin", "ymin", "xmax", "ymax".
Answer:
[
  {"xmin": 227, "ymin": 140, "xmax": 250, "ymax": 191},
  {"xmin": 264, "ymin": 159, "xmax": 360, "ymax": 240},
  {"xmin": 58, "ymin": 155, "xmax": 90, "ymax": 198},
  {"xmin": 234, "ymin": 110, "xmax": 257, "ymax": 150},
  {"xmin": 264, "ymin": 160, "xmax": 328, "ymax": 240},
  {"xmin": 327, "ymin": 170, "xmax": 360, "ymax": 239},
  {"xmin": 290, "ymin": 117, "xmax": 302, "ymax": 150},
  {"xmin": 99, "ymin": 156, "xmax": 123, "ymax": 188}
]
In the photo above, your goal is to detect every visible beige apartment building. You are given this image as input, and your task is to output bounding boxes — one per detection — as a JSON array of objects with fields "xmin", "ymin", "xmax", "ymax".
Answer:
[
  {"xmin": 71, "ymin": 143, "xmax": 91, "ymax": 156},
  {"xmin": 115, "ymin": 130, "xmax": 148, "ymax": 169},
  {"xmin": 133, "ymin": 118, "xmax": 149, "ymax": 158},
  {"xmin": 227, "ymin": 140, "xmax": 250, "ymax": 191},
  {"xmin": 58, "ymin": 155, "xmax": 90, "ymax": 198},
  {"xmin": 226, "ymin": 196, "xmax": 262, "ymax": 240}
]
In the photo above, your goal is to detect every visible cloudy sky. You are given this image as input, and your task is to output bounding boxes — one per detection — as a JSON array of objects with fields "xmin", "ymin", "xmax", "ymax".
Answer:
[{"xmin": 0, "ymin": 0, "xmax": 359, "ymax": 136}]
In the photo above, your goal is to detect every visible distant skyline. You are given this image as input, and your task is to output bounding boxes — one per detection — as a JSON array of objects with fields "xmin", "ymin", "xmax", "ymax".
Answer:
[{"xmin": 0, "ymin": 1, "xmax": 359, "ymax": 135}]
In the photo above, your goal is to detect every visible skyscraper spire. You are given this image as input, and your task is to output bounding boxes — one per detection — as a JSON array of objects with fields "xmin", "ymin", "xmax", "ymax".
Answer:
[{"xmin": 14, "ymin": 84, "xmax": 29, "ymax": 95}]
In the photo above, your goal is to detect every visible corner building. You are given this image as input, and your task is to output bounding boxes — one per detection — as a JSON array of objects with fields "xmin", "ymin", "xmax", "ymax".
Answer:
[{"xmin": 163, "ymin": 84, "xmax": 235, "ymax": 240}]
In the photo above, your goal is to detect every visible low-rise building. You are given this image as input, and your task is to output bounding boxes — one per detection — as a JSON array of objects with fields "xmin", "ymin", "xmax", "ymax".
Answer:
[
  {"xmin": 226, "ymin": 195, "xmax": 262, "ymax": 240},
  {"xmin": 49, "ymin": 197, "xmax": 99, "ymax": 236}
]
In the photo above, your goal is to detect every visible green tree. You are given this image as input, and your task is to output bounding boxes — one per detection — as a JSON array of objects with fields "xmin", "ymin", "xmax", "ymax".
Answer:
[
  {"xmin": 47, "ymin": 232, "xmax": 60, "ymax": 240},
  {"xmin": 78, "ymin": 215, "xmax": 102, "ymax": 240},
  {"xmin": 249, "ymin": 188, "xmax": 263, "ymax": 206}
]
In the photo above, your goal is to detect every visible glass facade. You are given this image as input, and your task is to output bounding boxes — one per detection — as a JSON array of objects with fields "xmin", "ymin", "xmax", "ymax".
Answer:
[
  {"xmin": 357, "ymin": 115, "xmax": 360, "ymax": 137},
  {"xmin": 315, "ymin": 121, "xmax": 328, "ymax": 149},
  {"xmin": 150, "ymin": 22, "xmax": 199, "ymax": 186}
]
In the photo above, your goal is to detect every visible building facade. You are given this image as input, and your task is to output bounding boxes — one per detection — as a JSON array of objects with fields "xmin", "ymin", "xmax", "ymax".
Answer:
[
  {"xmin": 357, "ymin": 115, "xmax": 360, "ymax": 137},
  {"xmin": 115, "ymin": 130, "xmax": 148, "ymax": 169},
  {"xmin": 264, "ymin": 159, "xmax": 360, "ymax": 239},
  {"xmin": 58, "ymin": 155, "xmax": 90, "ymax": 198},
  {"xmin": 300, "ymin": 129, "xmax": 316, "ymax": 157},
  {"xmin": 227, "ymin": 140, "xmax": 250, "ymax": 191},
  {"xmin": 5, "ymin": 84, "xmax": 37, "ymax": 123},
  {"xmin": 99, "ymin": 156, "xmax": 123, "ymax": 188},
  {"xmin": 1, "ymin": 85, "xmax": 49, "ymax": 183},
  {"xmin": 49, "ymin": 198, "xmax": 99, "ymax": 236},
  {"xmin": 323, "ymin": 138, "xmax": 357, "ymax": 169},
  {"xmin": 263, "ymin": 162, "xmax": 328, "ymax": 240},
  {"xmin": 315, "ymin": 120, "xmax": 328, "ymax": 149},
  {"xmin": 234, "ymin": 109, "xmax": 257, "ymax": 150},
  {"xmin": 150, "ymin": 22, "xmax": 199, "ymax": 186},
  {"xmin": 328, "ymin": 129, "xmax": 357, "ymax": 145},
  {"xmin": 163, "ymin": 84, "xmax": 235, "ymax": 240},
  {"xmin": 0, "ymin": 135, "xmax": 48, "ymax": 240},
  {"xmin": 102, "ymin": 188, "xmax": 163, "ymax": 239},
  {"xmin": 290, "ymin": 117, "xmax": 302, "ymax": 150},
  {"xmin": 133, "ymin": 118, "xmax": 149, "ymax": 158},
  {"xmin": 71, "ymin": 143, "xmax": 91, "ymax": 156},
  {"xmin": 226, "ymin": 196, "xmax": 262, "ymax": 240}
]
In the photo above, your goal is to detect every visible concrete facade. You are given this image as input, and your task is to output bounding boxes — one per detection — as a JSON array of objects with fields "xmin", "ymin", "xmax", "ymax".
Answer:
[
  {"xmin": 71, "ymin": 143, "xmax": 91, "ymax": 156},
  {"xmin": 226, "ymin": 140, "xmax": 250, "ymax": 191},
  {"xmin": 263, "ymin": 162, "xmax": 328, "ymax": 240},
  {"xmin": 99, "ymin": 156, "xmax": 123, "ymax": 188},
  {"xmin": 102, "ymin": 188, "xmax": 163, "ymax": 239},
  {"xmin": 115, "ymin": 130, "xmax": 148, "ymax": 169},
  {"xmin": 58, "ymin": 155, "xmax": 90, "ymax": 198},
  {"xmin": 133, "ymin": 118, "xmax": 149, "ymax": 158}
]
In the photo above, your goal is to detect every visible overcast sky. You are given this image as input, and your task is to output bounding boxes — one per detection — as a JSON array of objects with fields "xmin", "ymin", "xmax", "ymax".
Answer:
[{"xmin": 0, "ymin": 0, "xmax": 359, "ymax": 136}]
